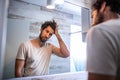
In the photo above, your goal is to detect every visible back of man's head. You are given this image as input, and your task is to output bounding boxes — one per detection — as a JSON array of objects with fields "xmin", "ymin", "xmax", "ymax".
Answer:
[{"xmin": 92, "ymin": 0, "xmax": 120, "ymax": 14}]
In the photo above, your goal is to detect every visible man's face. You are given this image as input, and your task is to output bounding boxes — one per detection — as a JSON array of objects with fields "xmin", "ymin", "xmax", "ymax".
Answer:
[
  {"xmin": 91, "ymin": 9, "xmax": 104, "ymax": 26},
  {"xmin": 39, "ymin": 26, "xmax": 54, "ymax": 42}
]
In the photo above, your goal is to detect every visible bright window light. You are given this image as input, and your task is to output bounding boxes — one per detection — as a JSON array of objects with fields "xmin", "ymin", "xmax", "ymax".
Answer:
[
  {"xmin": 70, "ymin": 25, "xmax": 87, "ymax": 72},
  {"xmin": 46, "ymin": 5, "xmax": 55, "ymax": 9}
]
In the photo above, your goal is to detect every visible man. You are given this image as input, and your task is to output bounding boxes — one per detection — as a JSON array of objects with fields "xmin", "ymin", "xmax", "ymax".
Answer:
[
  {"xmin": 86, "ymin": 0, "xmax": 120, "ymax": 80},
  {"xmin": 15, "ymin": 20, "xmax": 70, "ymax": 77}
]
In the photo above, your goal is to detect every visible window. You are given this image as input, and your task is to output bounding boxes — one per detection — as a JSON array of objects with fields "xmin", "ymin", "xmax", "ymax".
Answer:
[{"xmin": 70, "ymin": 25, "xmax": 86, "ymax": 72}]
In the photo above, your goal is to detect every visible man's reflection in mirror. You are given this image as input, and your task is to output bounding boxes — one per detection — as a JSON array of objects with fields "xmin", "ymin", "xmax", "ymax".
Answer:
[{"xmin": 15, "ymin": 20, "xmax": 70, "ymax": 77}]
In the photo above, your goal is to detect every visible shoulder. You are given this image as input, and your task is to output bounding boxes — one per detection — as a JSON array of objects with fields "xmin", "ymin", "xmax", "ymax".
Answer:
[
  {"xmin": 45, "ymin": 42, "xmax": 54, "ymax": 46},
  {"xmin": 19, "ymin": 40, "xmax": 31, "ymax": 49},
  {"xmin": 87, "ymin": 20, "xmax": 113, "ymax": 37},
  {"xmin": 45, "ymin": 42, "xmax": 57, "ymax": 49},
  {"xmin": 88, "ymin": 19, "xmax": 120, "ymax": 38},
  {"xmin": 92, "ymin": 19, "xmax": 120, "ymax": 31}
]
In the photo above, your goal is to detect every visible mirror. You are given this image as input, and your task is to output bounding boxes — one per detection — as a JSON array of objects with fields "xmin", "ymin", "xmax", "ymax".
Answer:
[{"xmin": 3, "ymin": 0, "xmax": 90, "ymax": 79}]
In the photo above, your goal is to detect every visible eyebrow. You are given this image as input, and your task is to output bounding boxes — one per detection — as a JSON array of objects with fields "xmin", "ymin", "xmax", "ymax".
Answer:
[{"xmin": 46, "ymin": 29, "xmax": 54, "ymax": 34}]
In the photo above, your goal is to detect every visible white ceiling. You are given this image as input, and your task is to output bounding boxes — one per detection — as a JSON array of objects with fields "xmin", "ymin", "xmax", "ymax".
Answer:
[{"xmin": 20, "ymin": 0, "xmax": 91, "ymax": 15}]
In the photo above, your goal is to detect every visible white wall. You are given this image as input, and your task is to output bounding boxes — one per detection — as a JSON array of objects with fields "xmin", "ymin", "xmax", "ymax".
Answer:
[
  {"xmin": 4, "ymin": 19, "xmax": 29, "ymax": 78},
  {"xmin": 0, "ymin": 0, "xmax": 9, "ymax": 79}
]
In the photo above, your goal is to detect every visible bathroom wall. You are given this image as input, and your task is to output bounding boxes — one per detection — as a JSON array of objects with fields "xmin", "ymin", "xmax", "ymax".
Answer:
[{"xmin": 3, "ymin": 0, "xmax": 82, "ymax": 79}]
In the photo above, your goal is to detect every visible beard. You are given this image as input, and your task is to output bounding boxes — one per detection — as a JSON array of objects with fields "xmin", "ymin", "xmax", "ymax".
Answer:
[
  {"xmin": 92, "ymin": 12, "xmax": 104, "ymax": 26},
  {"xmin": 39, "ymin": 33, "xmax": 47, "ymax": 43}
]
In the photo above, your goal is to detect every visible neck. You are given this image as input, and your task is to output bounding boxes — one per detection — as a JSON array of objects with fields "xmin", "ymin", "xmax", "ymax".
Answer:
[
  {"xmin": 31, "ymin": 37, "xmax": 45, "ymax": 48},
  {"xmin": 104, "ymin": 7, "xmax": 119, "ymax": 21},
  {"xmin": 37, "ymin": 37, "xmax": 45, "ymax": 47},
  {"xmin": 105, "ymin": 13, "xmax": 119, "ymax": 21}
]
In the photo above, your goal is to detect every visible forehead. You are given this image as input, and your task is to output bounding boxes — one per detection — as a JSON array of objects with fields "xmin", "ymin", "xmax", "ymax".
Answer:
[{"xmin": 44, "ymin": 26, "xmax": 54, "ymax": 33}]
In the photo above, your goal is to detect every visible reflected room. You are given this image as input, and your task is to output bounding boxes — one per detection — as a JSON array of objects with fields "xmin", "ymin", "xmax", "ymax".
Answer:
[{"xmin": 2, "ymin": 0, "xmax": 90, "ymax": 79}]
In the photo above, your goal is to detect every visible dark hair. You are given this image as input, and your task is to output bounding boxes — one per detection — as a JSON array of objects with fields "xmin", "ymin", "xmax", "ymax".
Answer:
[
  {"xmin": 41, "ymin": 20, "xmax": 57, "ymax": 32},
  {"xmin": 92, "ymin": 0, "xmax": 120, "ymax": 14}
]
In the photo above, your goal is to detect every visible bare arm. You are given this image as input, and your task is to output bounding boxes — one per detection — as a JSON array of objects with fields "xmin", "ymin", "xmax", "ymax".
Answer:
[
  {"xmin": 88, "ymin": 73, "xmax": 116, "ymax": 80},
  {"xmin": 53, "ymin": 26, "xmax": 70, "ymax": 58},
  {"xmin": 15, "ymin": 59, "xmax": 25, "ymax": 77}
]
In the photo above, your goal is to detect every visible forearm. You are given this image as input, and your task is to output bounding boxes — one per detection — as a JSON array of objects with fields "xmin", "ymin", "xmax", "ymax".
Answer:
[
  {"xmin": 15, "ymin": 59, "xmax": 24, "ymax": 77},
  {"xmin": 56, "ymin": 33, "xmax": 70, "ymax": 57},
  {"xmin": 15, "ymin": 71, "xmax": 22, "ymax": 77}
]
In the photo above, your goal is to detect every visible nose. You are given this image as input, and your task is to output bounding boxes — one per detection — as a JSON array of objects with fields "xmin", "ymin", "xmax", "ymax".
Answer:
[{"xmin": 46, "ymin": 33, "xmax": 50, "ymax": 38}]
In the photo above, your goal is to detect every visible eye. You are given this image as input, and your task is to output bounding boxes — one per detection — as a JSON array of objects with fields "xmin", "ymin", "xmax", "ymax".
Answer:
[
  {"xmin": 46, "ymin": 30, "xmax": 49, "ymax": 33},
  {"xmin": 91, "ymin": 11, "xmax": 94, "ymax": 19},
  {"xmin": 45, "ymin": 30, "xmax": 53, "ymax": 36},
  {"xmin": 49, "ymin": 33, "xmax": 53, "ymax": 36},
  {"xmin": 91, "ymin": 14, "xmax": 93, "ymax": 18}
]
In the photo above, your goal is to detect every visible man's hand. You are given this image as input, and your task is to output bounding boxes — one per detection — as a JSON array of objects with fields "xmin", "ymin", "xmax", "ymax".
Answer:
[
  {"xmin": 52, "ymin": 24, "xmax": 70, "ymax": 58},
  {"xmin": 54, "ymin": 25, "xmax": 59, "ymax": 36}
]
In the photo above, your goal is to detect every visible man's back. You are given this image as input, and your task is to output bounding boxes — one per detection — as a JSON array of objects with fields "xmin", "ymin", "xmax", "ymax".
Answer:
[{"xmin": 87, "ymin": 19, "xmax": 120, "ymax": 80}]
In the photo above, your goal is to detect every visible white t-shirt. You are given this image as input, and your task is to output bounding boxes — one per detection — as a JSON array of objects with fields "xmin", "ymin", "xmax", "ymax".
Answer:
[
  {"xmin": 16, "ymin": 40, "xmax": 56, "ymax": 76},
  {"xmin": 87, "ymin": 19, "xmax": 120, "ymax": 79}
]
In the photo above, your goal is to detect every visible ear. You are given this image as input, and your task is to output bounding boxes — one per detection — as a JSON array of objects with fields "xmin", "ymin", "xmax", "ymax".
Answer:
[{"xmin": 100, "ymin": 2, "xmax": 106, "ymax": 12}]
